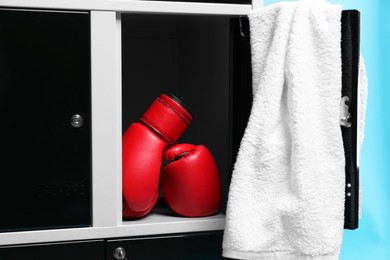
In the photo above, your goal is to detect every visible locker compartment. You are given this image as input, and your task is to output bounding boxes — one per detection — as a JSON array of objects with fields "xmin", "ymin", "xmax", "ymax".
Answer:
[
  {"xmin": 121, "ymin": 12, "xmax": 361, "ymax": 230},
  {"xmin": 121, "ymin": 14, "xmax": 239, "ymax": 215}
]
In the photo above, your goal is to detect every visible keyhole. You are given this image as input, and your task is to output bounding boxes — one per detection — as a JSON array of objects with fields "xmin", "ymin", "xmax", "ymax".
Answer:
[
  {"xmin": 113, "ymin": 247, "xmax": 127, "ymax": 260},
  {"xmin": 71, "ymin": 114, "xmax": 84, "ymax": 128}
]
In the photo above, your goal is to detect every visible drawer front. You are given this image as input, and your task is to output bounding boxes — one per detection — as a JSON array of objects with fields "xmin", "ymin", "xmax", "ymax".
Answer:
[
  {"xmin": 0, "ymin": 240, "xmax": 105, "ymax": 260},
  {"xmin": 106, "ymin": 232, "xmax": 223, "ymax": 260}
]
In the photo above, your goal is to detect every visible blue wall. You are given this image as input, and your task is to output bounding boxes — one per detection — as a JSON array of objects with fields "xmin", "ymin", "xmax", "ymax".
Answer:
[{"xmin": 262, "ymin": 0, "xmax": 390, "ymax": 259}]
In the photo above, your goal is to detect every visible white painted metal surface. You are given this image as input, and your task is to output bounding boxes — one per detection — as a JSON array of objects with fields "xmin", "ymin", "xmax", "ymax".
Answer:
[
  {"xmin": 0, "ymin": 0, "xmax": 252, "ymax": 15},
  {"xmin": 91, "ymin": 11, "xmax": 123, "ymax": 228},
  {"xmin": 0, "ymin": 213, "xmax": 226, "ymax": 246}
]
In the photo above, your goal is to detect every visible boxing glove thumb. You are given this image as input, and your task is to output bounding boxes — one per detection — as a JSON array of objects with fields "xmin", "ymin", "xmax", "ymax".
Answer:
[{"xmin": 161, "ymin": 144, "xmax": 222, "ymax": 217}]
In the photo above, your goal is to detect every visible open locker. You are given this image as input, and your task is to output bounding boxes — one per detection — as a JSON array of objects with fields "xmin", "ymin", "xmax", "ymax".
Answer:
[
  {"xmin": 121, "ymin": 11, "xmax": 361, "ymax": 228},
  {"xmin": 121, "ymin": 14, "xmax": 236, "ymax": 215}
]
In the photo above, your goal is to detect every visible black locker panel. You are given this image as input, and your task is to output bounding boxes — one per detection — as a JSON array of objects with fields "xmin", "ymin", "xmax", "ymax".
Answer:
[
  {"xmin": 0, "ymin": 240, "xmax": 104, "ymax": 260},
  {"xmin": 106, "ymin": 232, "xmax": 223, "ymax": 260},
  {"xmin": 341, "ymin": 10, "xmax": 361, "ymax": 230},
  {"xmin": 230, "ymin": 17, "xmax": 252, "ymax": 169},
  {"xmin": 0, "ymin": 9, "xmax": 91, "ymax": 232}
]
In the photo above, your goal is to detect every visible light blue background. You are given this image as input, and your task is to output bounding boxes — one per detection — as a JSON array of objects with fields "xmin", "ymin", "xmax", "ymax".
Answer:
[{"xmin": 262, "ymin": 0, "xmax": 390, "ymax": 259}]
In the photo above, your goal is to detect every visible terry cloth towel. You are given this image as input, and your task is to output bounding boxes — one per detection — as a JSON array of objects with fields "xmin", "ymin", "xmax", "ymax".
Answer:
[
  {"xmin": 222, "ymin": 0, "xmax": 367, "ymax": 259},
  {"xmin": 358, "ymin": 56, "xmax": 368, "ymax": 219}
]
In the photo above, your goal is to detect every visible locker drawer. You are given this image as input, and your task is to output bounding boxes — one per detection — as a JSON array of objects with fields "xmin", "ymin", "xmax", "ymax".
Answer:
[
  {"xmin": 0, "ymin": 240, "xmax": 105, "ymax": 260},
  {"xmin": 106, "ymin": 232, "xmax": 223, "ymax": 260}
]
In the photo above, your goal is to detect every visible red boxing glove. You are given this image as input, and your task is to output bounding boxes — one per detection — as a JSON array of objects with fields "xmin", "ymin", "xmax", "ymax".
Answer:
[
  {"xmin": 122, "ymin": 93, "xmax": 192, "ymax": 219},
  {"xmin": 161, "ymin": 144, "xmax": 222, "ymax": 217}
]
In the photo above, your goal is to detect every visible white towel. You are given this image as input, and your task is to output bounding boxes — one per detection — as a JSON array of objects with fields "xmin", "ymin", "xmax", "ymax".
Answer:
[
  {"xmin": 223, "ymin": 0, "xmax": 350, "ymax": 259},
  {"xmin": 358, "ymin": 56, "xmax": 368, "ymax": 219}
]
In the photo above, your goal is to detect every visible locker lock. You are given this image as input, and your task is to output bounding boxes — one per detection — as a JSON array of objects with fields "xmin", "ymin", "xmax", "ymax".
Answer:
[
  {"xmin": 340, "ymin": 96, "xmax": 352, "ymax": 128},
  {"xmin": 113, "ymin": 247, "xmax": 128, "ymax": 260},
  {"xmin": 71, "ymin": 114, "xmax": 84, "ymax": 128}
]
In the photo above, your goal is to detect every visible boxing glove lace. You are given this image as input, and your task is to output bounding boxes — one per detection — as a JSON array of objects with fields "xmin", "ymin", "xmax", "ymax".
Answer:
[
  {"xmin": 122, "ymin": 93, "xmax": 192, "ymax": 219},
  {"xmin": 162, "ymin": 144, "xmax": 222, "ymax": 217}
]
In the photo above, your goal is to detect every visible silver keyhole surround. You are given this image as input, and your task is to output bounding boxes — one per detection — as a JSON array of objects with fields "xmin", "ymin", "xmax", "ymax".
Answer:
[
  {"xmin": 113, "ymin": 247, "xmax": 127, "ymax": 260},
  {"xmin": 71, "ymin": 114, "xmax": 84, "ymax": 128}
]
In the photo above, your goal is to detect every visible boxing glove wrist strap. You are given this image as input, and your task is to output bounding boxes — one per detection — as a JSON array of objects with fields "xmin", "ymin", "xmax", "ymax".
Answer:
[{"xmin": 141, "ymin": 94, "xmax": 192, "ymax": 145}]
